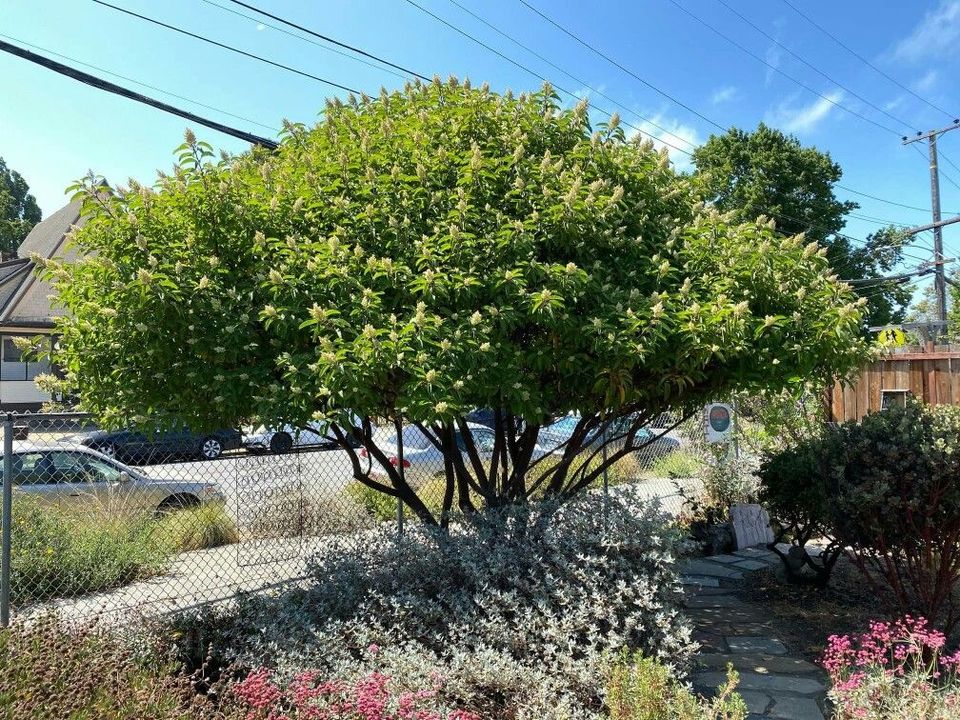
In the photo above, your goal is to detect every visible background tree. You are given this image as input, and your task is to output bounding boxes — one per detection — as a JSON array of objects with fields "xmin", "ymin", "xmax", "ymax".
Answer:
[
  {"xmin": 43, "ymin": 81, "xmax": 867, "ymax": 525},
  {"xmin": 692, "ymin": 124, "xmax": 908, "ymax": 329},
  {"xmin": 0, "ymin": 157, "xmax": 42, "ymax": 258}
]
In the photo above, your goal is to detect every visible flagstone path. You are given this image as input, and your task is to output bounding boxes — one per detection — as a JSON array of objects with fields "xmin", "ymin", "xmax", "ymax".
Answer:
[{"xmin": 680, "ymin": 548, "xmax": 829, "ymax": 720}]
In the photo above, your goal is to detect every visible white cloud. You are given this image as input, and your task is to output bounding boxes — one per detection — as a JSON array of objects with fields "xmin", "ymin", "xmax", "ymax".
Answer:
[
  {"xmin": 893, "ymin": 1, "xmax": 960, "ymax": 62},
  {"xmin": 628, "ymin": 113, "xmax": 703, "ymax": 170},
  {"xmin": 885, "ymin": 95, "xmax": 907, "ymax": 112},
  {"xmin": 710, "ymin": 86, "xmax": 737, "ymax": 105},
  {"xmin": 913, "ymin": 68, "xmax": 939, "ymax": 93},
  {"xmin": 765, "ymin": 43, "xmax": 783, "ymax": 87},
  {"xmin": 571, "ymin": 84, "xmax": 606, "ymax": 104},
  {"xmin": 256, "ymin": 23, "xmax": 266, "ymax": 31},
  {"xmin": 766, "ymin": 90, "xmax": 846, "ymax": 134}
]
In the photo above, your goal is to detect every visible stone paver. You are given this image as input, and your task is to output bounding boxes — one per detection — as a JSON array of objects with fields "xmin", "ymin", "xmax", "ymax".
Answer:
[
  {"xmin": 733, "ymin": 559, "xmax": 772, "ymax": 571},
  {"xmin": 682, "ymin": 546, "xmax": 826, "ymax": 720},
  {"xmin": 726, "ymin": 636, "xmax": 789, "ymax": 656},
  {"xmin": 695, "ymin": 671, "xmax": 825, "ymax": 695},
  {"xmin": 696, "ymin": 653, "xmax": 819, "ymax": 675},
  {"xmin": 737, "ymin": 691, "xmax": 773, "ymax": 715},
  {"xmin": 768, "ymin": 696, "xmax": 825, "ymax": 720},
  {"xmin": 734, "ymin": 547, "xmax": 775, "ymax": 558},
  {"xmin": 679, "ymin": 559, "xmax": 746, "ymax": 579},
  {"xmin": 685, "ymin": 594, "xmax": 748, "ymax": 609},
  {"xmin": 708, "ymin": 553, "xmax": 751, "ymax": 565},
  {"xmin": 682, "ymin": 574, "xmax": 721, "ymax": 587}
]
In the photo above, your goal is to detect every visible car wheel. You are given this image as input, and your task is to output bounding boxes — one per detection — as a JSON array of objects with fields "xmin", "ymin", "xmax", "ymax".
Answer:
[
  {"xmin": 198, "ymin": 436, "xmax": 223, "ymax": 460},
  {"xmin": 269, "ymin": 432, "xmax": 293, "ymax": 454},
  {"xmin": 156, "ymin": 493, "xmax": 199, "ymax": 515},
  {"xmin": 94, "ymin": 443, "xmax": 117, "ymax": 459}
]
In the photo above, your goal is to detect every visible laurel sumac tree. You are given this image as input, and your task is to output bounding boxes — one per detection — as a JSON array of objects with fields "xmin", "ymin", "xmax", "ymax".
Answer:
[{"xmin": 42, "ymin": 79, "xmax": 866, "ymax": 526}]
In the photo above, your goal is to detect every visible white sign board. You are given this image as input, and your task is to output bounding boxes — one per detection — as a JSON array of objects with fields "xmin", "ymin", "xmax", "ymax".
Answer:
[{"xmin": 704, "ymin": 402, "xmax": 734, "ymax": 443}]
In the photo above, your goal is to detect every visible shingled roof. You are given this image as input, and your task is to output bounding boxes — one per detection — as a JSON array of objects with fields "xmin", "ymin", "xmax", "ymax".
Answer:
[{"xmin": 0, "ymin": 199, "xmax": 84, "ymax": 328}]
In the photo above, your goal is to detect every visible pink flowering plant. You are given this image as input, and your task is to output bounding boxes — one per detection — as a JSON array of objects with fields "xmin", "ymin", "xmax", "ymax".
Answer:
[
  {"xmin": 822, "ymin": 616, "xmax": 960, "ymax": 719},
  {"xmin": 232, "ymin": 655, "xmax": 480, "ymax": 720}
]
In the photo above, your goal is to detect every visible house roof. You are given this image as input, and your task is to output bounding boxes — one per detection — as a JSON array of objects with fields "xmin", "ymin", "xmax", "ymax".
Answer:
[
  {"xmin": 17, "ymin": 200, "xmax": 82, "ymax": 261},
  {"xmin": 0, "ymin": 199, "xmax": 85, "ymax": 329}
]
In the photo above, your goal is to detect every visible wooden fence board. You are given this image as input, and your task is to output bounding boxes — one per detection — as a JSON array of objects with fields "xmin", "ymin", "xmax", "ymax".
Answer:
[{"xmin": 828, "ymin": 347, "xmax": 960, "ymax": 421}]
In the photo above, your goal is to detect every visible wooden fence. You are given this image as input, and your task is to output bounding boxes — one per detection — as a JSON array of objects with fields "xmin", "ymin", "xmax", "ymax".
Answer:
[{"xmin": 828, "ymin": 345, "xmax": 960, "ymax": 422}]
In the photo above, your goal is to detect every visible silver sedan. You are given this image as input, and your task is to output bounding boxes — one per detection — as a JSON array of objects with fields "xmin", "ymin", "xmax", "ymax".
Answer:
[{"xmin": 6, "ymin": 442, "xmax": 224, "ymax": 515}]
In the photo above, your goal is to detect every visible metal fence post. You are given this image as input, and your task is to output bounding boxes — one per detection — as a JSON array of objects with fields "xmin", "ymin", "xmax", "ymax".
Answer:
[
  {"xmin": 1, "ymin": 413, "xmax": 13, "ymax": 627},
  {"xmin": 601, "ymin": 424, "xmax": 609, "ymax": 534},
  {"xmin": 396, "ymin": 416, "xmax": 405, "ymax": 539}
]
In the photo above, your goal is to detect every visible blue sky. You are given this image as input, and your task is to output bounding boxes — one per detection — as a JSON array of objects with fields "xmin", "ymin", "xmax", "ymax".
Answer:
[{"xmin": 2, "ymin": 0, "xmax": 960, "ymax": 283}]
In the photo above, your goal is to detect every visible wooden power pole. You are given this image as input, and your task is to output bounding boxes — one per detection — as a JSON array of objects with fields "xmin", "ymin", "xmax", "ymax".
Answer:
[{"xmin": 903, "ymin": 121, "xmax": 960, "ymax": 327}]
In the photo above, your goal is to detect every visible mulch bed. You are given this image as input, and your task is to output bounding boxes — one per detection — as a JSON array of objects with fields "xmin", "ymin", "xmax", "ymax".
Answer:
[{"xmin": 737, "ymin": 554, "xmax": 900, "ymax": 664}]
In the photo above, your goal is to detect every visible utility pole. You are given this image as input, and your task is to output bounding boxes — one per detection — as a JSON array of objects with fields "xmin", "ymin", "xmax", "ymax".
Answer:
[
  {"xmin": 929, "ymin": 133, "xmax": 946, "ymax": 324},
  {"xmin": 903, "ymin": 120, "xmax": 960, "ymax": 329}
]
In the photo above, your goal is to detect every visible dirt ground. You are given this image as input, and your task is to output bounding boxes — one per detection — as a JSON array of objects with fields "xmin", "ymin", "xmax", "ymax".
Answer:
[{"xmin": 738, "ymin": 554, "xmax": 901, "ymax": 664}]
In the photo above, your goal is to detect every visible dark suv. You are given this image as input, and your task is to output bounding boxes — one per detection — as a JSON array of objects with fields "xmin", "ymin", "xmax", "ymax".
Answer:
[{"xmin": 62, "ymin": 426, "xmax": 242, "ymax": 464}]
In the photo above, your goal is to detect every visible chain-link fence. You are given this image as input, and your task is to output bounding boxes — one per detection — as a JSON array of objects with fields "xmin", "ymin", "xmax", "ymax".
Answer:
[{"xmin": 0, "ymin": 411, "xmax": 709, "ymax": 626}]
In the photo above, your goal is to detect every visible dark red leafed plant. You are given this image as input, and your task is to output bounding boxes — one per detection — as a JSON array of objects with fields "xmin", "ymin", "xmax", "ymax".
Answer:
[{"xmin": 829, "ymin": 402, "xmax": 960, "ymax": 633}]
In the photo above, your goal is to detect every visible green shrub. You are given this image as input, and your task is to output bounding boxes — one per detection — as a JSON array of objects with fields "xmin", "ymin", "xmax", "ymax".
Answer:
[
  {"xmin": 12, "ymin": 498, "xmax": 170, "ymax": 606},
  {"xmin": 164, "ymin": 490, "xmax": 693, "ymax": 719},
  {"xmin": 760, "ymin": 400, "xmax": 960, "ymax": 630},
  {"xmin": 152, "ymin": 503, "xmax": 239, "ymax": 552},
  {"xmin": 607, "ymin": 652, "xmax": 747, "ymax": 720},
  {"xmin": 0, "ymin": 615, "xmax": 232, "ymax": 719},
  {"xmin": 646, "ymin": 450, "xmax": 703, "ymax": 479},
  {"xmin": 347, "ymin": 476, "xmax": 483, "ymax": 523},
  {"xmin": 757, "ymin": 431, "xmax": 843, "ymax": 586},
  {"xmin": 346, "ymin": 480, "xmax": 399, "ymax": 522},
  {"xmin": 831, "ymin": 401, "xmax": 960, "ymax": 631}
]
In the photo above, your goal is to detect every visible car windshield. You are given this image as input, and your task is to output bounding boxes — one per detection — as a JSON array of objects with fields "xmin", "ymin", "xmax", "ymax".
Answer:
[
  {"xmin": 544, "ymin": 416, "xmax": 580, "ymax": 435},
  {"xmin": 379, "ymin": 425, "xmax": 434, "ymax": 451},
  {"xmin": 81, "ymin": 456, "xmax": 125, "ymax": 483}
]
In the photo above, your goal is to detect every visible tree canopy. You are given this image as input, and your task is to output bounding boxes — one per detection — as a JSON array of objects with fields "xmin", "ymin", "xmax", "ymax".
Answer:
[
  {"xmin": 44, "ymin": 81, "xmax": 867, "ymax": 523},
  {"xmin": 692, "ymin": 123, "xmax": 908, "ymax": 328},
  {"xmin": 0, "ymin": 157, "xmax": 42, "ymax": 257}
]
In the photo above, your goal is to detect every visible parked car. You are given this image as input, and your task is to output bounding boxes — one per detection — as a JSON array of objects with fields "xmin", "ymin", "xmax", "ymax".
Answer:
[
  {"xmin": 244, "ymin": 413, "xmax": 365, "ymax": 454},
  {"xmin": 537, "ymin": 413, "xmax": 680, "ymax": 459},
  {"xmin": 363, "ymin": 423, "xmax": 497, "ymax": 482},
  {"xmin": 464, "ymin": 409, "xmax": 524, "ymax": 431},
  {"xmin": 62, "ymin": 426, "xmax": 242, "ymax": 463},
  {"xmin": 8, "ymin": 442, "xmax": 224, "ymax": 514}
]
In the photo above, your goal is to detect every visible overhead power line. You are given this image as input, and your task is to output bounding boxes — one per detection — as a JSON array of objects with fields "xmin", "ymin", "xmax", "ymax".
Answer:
[
  {"xmin": 0, "ymin": 33, "xmax": 278, "ymax": 133},
  {"xmin": 221, "ymin": 0, "xmax": 430, "ymax": 81},
  {"xmin": 514, "ymin": 0, "xmax": 728, "ymax": 133},
  {"xmin": 90, "ymin": 0, "xmax": 361, "ymax": 94},
  {"xmin": 16, "ymin": 1, "xmax": 926, "ymax": 276},
  {"xmin": 402, "ymin": 0, "xmax": 930, "ymax": 265},
  {"xmin": 663, "ymin": 0, "xmax": 901, "ymax": 137},
  {"xmin": 834, "ymin": 183, "xmax": 959, "ymax": 215},
  {"xmin": 911, "ymin": 143, "xmax": 960, "ymax": 195},
  {"xmin": 441, "ymin": 0, "xmax": 698, "ymax": 151},
  {"xmin": 778, "ymin": 0, "xmax": 956, "ymax": 120},
  {"xmin": 938, "ymin": 150, "xmax": 960, "ymax": 194},
  {"xmin": 199, "ymin": 0, "xmax": 408, "ymax": 81},
  {"xmin": 711, "ymin": 0, "xmax": 911, "ymax": 132},
  {"xmin": 849, "ymin": 212, "xmax": 924, "ymax": 229},
  {"xmin": 0, "ymin": 37, "xmax": 278, "ymax": 149},
  {"xmin": 400, "ymin": 0, "xmax": 694, "ymax": 157},
  {"xmin": 844, "ymin": 266, "xmax": 933, "ymax": 287},
  {"xmin": 511, "ymin": 0, "xmax": 922, "ymax": 212}
]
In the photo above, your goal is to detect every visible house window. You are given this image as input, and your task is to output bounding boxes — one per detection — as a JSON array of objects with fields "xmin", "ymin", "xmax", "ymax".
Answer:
[
  {"xmin": 881, "ymin": 390, "xmax": 910, "ymax": 410},
  {"xmin": 0, "ymin": 336, "xmax": 51, "ymax": 381}
]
